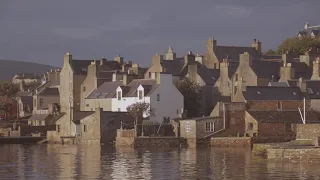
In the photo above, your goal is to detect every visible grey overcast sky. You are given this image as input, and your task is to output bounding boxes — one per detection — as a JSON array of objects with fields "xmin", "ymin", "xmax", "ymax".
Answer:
[{"xmin": 0, "ymin": 0, "xmax": 319, "ymax": 67}]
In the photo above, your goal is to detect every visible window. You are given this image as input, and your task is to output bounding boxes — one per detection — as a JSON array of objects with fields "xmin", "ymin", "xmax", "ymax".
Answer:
[
  {"xmin": 118, "ymin": 108, "xmax": 121, "ymax": 112},
  {"xmin": 117, "ymin": 91, "xmax": 122, "ymax": 100},
  {"xmin": 57, "ymin": 125, "xmax": 60, "ymax": 133},
  {"xmin": 83, "ymin": 125, "xmax": 87, "ymax": 132},
  {"xmin": 149, "ymin": 72, "xmax": 151, "ymax": 78},
  {"xmin": 39, "ymin": 98, "xmax": 44, "ymax": 107},
  {"xmin": 248, "ymin": 123, "xmax": 254, "ymax": 130},
  {"xmin": 285, "ymin": 123, "xmax": 292, "ymax": 132},
  {"xmin": 205, "ymin": 122, "xmax": 215, "ymax": 132},
  {"xmin": 138, "ymin": 90, "xmax": 143, "ymax": 100},
  {"xmin": 83, "ymin": 86, "xmax": 86, "ymax": 92},
  {"xmin": 276, "ymin": 101, "xmax": 281, "ymax": 110},
  {"xmin": 185, "ymin": 121, "xmax": 191, "ymax": 132},
  {"xmin": 157, "ymin": 94, "xmax": 160, "ymax": 101},
  {"xmin": 86, "ymin": 104, "xmax": 89, "ymax": 107}
]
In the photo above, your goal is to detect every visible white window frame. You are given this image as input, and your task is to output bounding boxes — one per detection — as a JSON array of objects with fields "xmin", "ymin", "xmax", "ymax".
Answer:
[{"xmin": 205, "ymin": 122, "xmax": 215, "ymax": 132}]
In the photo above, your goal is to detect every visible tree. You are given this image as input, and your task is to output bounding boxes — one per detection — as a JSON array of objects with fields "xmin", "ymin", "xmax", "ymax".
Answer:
[
  {"xmin": 174, "ymin": 78, "xmax": 203, "ymax": 118},
  {"xmin": 264, "ymin": 49, "xmax": 278, "ymax": 55},
  {"xmin": 126, "ymin": 102, "xmax": 155, "ymax": 125},
  {"xmin": 276, "ymin": 37, "xmax": 320, "ymax": 55},
  {"xmin": 0, "ymin": 83, "xmax": 19, "ymax": 118}
]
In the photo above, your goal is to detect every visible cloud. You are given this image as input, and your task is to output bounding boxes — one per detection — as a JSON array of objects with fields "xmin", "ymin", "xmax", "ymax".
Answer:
[{"xmin": 214, "ymin": 5, "xmax": 252, "ymax": 17}]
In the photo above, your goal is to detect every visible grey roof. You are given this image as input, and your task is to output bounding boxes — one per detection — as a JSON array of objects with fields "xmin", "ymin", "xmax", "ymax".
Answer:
[
  {"xmin": 86, "ymin": 81, "xmax": 122, "ymax": 99},
  {"xmin": 28, "ymin": 114, "xmax": 49, "ymax": 121},
  {"xmin": 290, "ymin": 62, "xmax": 312, "ymax": 79},
  {"xmin": 180, "ymin": 62, "xmax": 220, "ymax": 85},
  {"xmin": 87, "ymin": 78, "xmax": 158, "ymax": 99},
  {"xmin": 15, "ymin": 73, "xmax": 42, "ymax": 79},
  {"xmin": 123, "ymin": 79, "xmax": 158, "ymax": 97},
  {"xmin": 306, "ymin": 80, "xmax": 320, "ymax": 99},
  {"xmin": 38, "ymin": 88, "xmax": 59, "ymax": 96},
  {"xmin": 247, "ymin": 111, "xmax": 320, "ymax": 123},
  {"xmin": 251, "ymin": 60, "xmax": 281, "ymax": 79},
  {"xmin": 16, "ymin": 91, "xmax": 33, "ymax": 97},
  {"xmin": 160, "ymin": 59, "xmax": 185, "ymax": 76},
  {"xmin": 243, "ymin": 86, "xmax": 303, "ymax": 101},
  {"xmin": 215, "ymin": 46, "xmax": 261, "ymax": 62},
  {"xmin": 268, "ymin": 82, "xmax": 290, "ymax": 87},
  {"xmin": 70, "ymin": 60, "xmax": 121, "ymax": 75},
  {"xmin": 20, "ymin": 96, "xmax": 33, "ymax": 104}
]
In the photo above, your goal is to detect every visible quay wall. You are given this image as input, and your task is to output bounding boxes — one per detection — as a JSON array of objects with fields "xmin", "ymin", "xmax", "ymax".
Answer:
[
  {"xmin": 210, "ymin": 137, "xmax": 252, "ymax": 148},
  {"xmin": 0, "ymin": 137, "xmax": 46, "ymax": 144},
  {"xmin": 267, "ymin": 148, "xmax": 320, "ymax": 163}
]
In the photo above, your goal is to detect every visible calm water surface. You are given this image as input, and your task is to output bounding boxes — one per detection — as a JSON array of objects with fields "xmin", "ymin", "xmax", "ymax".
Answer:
[{"xmin": 0, "ymin": 144, "xmax": 319, "ymax": 180}]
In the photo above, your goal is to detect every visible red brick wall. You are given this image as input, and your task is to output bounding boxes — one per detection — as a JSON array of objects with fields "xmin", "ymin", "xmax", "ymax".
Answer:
[
  {"xmin": 258, "ymin": 123, "xmax": 294, "ymax": 137},
  {"xmin": 0, "ymin": 97, "xmax": 17, "ymax": 119},
  {"xmin": 247, "ymin": 101, "xmax": 310, "ymax": 111}
]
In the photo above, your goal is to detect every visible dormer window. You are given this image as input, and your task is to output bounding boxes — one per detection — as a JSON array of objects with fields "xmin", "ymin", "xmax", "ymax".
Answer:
[
  {"xmin": 138, "ymin": 90, "xmax": 143, "ymax": 100},
  {"xmin": 117, "ymin": 91, "xmax": 122, "ymax": 100}
]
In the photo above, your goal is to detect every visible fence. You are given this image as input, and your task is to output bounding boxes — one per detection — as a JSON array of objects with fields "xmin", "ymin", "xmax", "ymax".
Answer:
[{"xmin": 120, "ymin": 121, "xmax": 175, "ymax": 137}]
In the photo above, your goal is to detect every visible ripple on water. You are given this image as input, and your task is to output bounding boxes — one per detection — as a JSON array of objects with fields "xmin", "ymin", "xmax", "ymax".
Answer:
[{"xmin": 0, "ymin": 145, "xmax": 320, "ymax": 180}]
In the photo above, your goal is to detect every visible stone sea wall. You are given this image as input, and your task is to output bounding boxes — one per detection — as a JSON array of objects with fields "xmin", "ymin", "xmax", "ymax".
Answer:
[
  {"xmin": 267, "ymin": 148, "xmax": 320, "ymax": 163},
  {"xmin": 210, "ymin": 137, "xmax": 252, "ymax": 148},
  {"xmin": 115, "ymin": 137, "xmax": 187, "ymax": 148}
]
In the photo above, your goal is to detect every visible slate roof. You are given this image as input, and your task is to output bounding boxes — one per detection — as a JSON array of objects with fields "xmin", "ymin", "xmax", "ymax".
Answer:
[
  {"xmin": 86, "ymin": 81, "xmax": 122, "ymax": 99},
  {"xmin": 15, "ymin": 73, "xmax": 42, "ymax": 79},
  {"xmin": 214, "ymin": 46, "xmax": 261, "ymax": 62},
  {"xmin": 70, "ymin": 60, "xmax": 121, "ymax": 75},
  {"xmin": 20, "ymin": 96, "xmax": 33, "ymax": 104},
  {"xmin": 160, "ymin": 58, "xmax": 185, "ymax": 76},
  {"xmin": 250, "ymin": 60, "xmax": 281, "ymax": 79},
  {"xmin": 38, "ymin": 88, "xmax": 59, "ymax": 96},
  {"xmin": 247, "ymin": 110, "xmax": 320, "ymax": 123},
  {"xmin": 28, "ymin": 114, "xmax": 49, "ymax": 121},
  {"xmin": 123, "ymin": 79, "xmax": 158, "ymax": 97},
  {"xmin": 268, "ymin": 82, "xmax": 290, "ymax": 87},
  {"xmin": 306, "ymin": 80, "xmax": 320, "ymax": 99},
  {"xmin": 180, "ymin": 62, "xmax": 220, "ymax": 85},
  {"xmin": 16, "ymin": 91, "xmax": 33, "ymax": 97},
  {"xmin": 291, "ymin": 62, "xmax": 312, "ymax": 79},
  {"xmin": 243, "ymin": 86, "xmax": 303, "ymax": 101},
  {"xmin": 86, "ymin": 78, "xmax": 158, "ymax": 99}
]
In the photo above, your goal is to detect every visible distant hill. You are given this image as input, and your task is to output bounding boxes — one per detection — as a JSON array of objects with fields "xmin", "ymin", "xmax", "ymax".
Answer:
[{"xmin": 0, "ymin": 60, "xmax": 58, "ymax": 80}]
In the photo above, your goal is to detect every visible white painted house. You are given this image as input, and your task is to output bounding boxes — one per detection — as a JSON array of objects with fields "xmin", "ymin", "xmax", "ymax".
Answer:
[{"xmin": 85, "ymin": 72, "xmax": 184, "ymax": 123}]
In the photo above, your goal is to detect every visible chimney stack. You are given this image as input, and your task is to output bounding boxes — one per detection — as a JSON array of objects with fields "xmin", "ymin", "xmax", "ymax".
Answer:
[
  {"xmin": 64, "ymin": 52, "xmax": 72, "ymax": 65},
  {"xmin": 311, "ymin": 58, "xmax": 320, "ymax": 80},
  {"xmin": 279, "ymin": 63, "xmax": 295, "ymax": 82},
  {"xmin": 252, "ymin": 39, "xmax": 262, "ymax": 54},
  {"xmin": 122, "ymin": 74, "xmax": 127, "ymax": 86},
  {"xmin": 100, "ymin": 56, "xmax": 107, "ymax": 65},
  {"xmin": 152, "ymin": 54, "xmax": 163, "ymax": 65}
]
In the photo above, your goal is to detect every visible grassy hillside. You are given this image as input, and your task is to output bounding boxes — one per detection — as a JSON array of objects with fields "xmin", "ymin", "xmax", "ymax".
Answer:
[{"xmin": 0, "ymin": 60, "xmax": 57, "ymax": 80}]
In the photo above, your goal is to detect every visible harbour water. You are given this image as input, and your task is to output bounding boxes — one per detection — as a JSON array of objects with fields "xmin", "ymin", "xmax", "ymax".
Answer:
[{"xmin": 0, "ymin": 144, "xmax": 319, "ymax": 180}]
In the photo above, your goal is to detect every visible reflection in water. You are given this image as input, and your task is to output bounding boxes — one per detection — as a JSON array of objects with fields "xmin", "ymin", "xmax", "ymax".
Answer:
[{"xmin": 0, "ymin": 145, "xmax": 320, "ymax": 180}]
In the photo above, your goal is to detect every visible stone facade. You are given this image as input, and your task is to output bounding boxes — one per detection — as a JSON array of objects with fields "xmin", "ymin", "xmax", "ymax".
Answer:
[
  {"xmin": 267, "ymin": 148, "xmax": 320, "ymax": 163},
  {"xmin": 180, "ymin": 117, "xmax": 223, "ymax": 139},
  {"xmin": 296, "ymin": 124, "xmax": 320, "ymax": 140},
  {"xmin": 210, "ymin": 137, "xmax": 252, "ymax": 147},
  {"xmin": 246, "ymin": 100, "xmax": 311, "ymax": 111}
]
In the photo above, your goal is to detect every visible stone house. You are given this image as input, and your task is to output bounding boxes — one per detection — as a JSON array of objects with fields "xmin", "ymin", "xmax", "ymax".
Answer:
[
  {"xmin": 16, "ymin": 96, "xmax": 33, "ymax": 117},
  {"xmin": 297, "ymin": 22, "xmax": 320, "ymax": 39},
  {"xmin": 59, "ymin": 52, "xmax": 122, "ymax": 113},
  {"xmin": 306, "ymin": 80, "xmax": 320, "ymax": 111},
  {"xmin": 12, "ymin": 73, "xmax": 42, "ymax": 85},
  {"xmin": 48, "ymin": 106, "xmax": 134, "ymax": 144},
  {"xmin": 237, "ymin": 86, "xmax": 308, "ymax": 111},
  {"xmin": 245, "ymin": 110, "xmax": 320, "ymax": 138},
  {"xmin": 144, "ymin": 47, "xmax": 187, "ymax": 81},
  {"xmin": 203, "ymin": 36, "xmax": 262, "ymax": 69},
  {"xmin": 32, "ymin": 87, "xmax": 60, "ymax": 115},
  {"xmin": 210, "ymin": 102, "xmax": 247, "ymax": 137},
  {"xmin": 180, "ymin": 62, "xmax": 220, "ymax": 115},
  {"xmin": 179, "ymin": 116, "xmax": 223, "ymax": 140},
  {"xmin": 85, "ymin": 73, "xmax": 184, "ymax": 123}
]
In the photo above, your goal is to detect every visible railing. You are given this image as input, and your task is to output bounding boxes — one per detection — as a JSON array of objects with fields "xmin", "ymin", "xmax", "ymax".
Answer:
[{"xmin": 33, "ymin": 109, "xmax": 49, "ymax": 114}]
